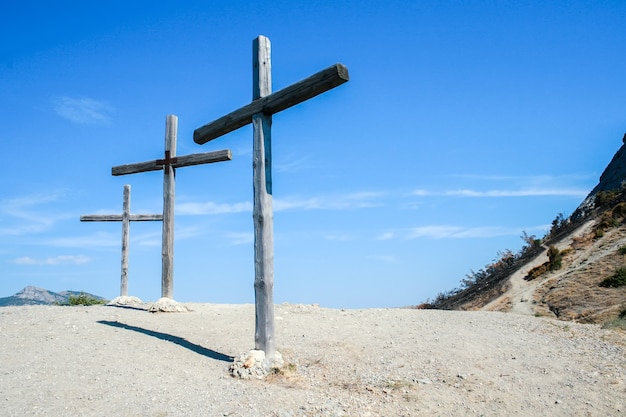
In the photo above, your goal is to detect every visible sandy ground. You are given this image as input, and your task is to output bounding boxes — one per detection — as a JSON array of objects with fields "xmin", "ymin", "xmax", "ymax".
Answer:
[{"xmin": 0, "ymin": 303, "xmax": 624, "ymax": 416}]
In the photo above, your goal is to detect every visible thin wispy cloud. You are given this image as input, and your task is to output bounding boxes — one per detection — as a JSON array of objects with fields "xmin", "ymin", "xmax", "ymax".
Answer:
[
  {"xmin": 405, "ymin": 225, "xmax": 542, "ymax": 239},
  {"xmin": 44, "ymin": 232, "xmax": 119, "ymax": 248},
  {"xmin": 135, "ymin": 231, "xmax": 164, "ymax": 247},
  {"xmin": 177, "ymin": 201, "xmax": 252, "ymax": 215},
  {"xmin": 52, "ymin": 96, "xmax": 114, "ymax": 125},
  {"xmin": 177, "ymin": 191, "xmax": 385, "ymax": 216},
  {"xmin": 0, "ymin": 192, "xmax": 66, "ymax": 236},
  {"xmin": 376, "ymin": 232, "xmax": 395, "ymax": 240},
  {"xmin": 13, "ymin": 255, "xmax": 91, "ymax": 265},
  {"xmin": 275, "ymin": 154, "xmax": 310, "ymax": 173},
  {"xmin": 46, "ymin": 229, "xmax": 165, "ymax": 248},
  {"xmin": 275, "ymin": 191, "xmax": 385, "ymax": 211},
  {"xmin": 444, "ymin": 188, "xmax": 588, "ymax": 197},
  {"xmin": 412, "ymin": 173, "xmax": 591, "ymax": 199},
  {"xmin": 449, "ymin": 174, "xmax": 594, "ymax": 182},
  {"xmin": 0, "ymin": 220, "xmax": 56, "ymax": 237},
  {"xmin": 224, "ymin": 232, "xmax": 253, "ymax": 245},
  {"xmin": 4, "ymin": 193, "xmax": 62, "ymax": 208},
  {"xmin": 411, "ymin": 188, "xmax": 587, "ymax": 198},
  {"xmin": 273, "ymin": 197, "xmax": 321, "ymax": 211},
  {"xmin": 174, "ymin": 226, "xmax": 208, "ymax": 241}
]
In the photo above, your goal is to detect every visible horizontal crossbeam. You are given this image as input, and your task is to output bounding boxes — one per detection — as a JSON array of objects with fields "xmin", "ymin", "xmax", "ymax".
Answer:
[
  {"xmin": 112, "ymin": 149, "xmax": 232, "ymax": 176},
  {"xmin": 80, "ymin": 214, "xmax": 163, "ymax": 222},
  {"xmin": 193, "ymin": 63, "xmax": 349, "ymax": 145}
]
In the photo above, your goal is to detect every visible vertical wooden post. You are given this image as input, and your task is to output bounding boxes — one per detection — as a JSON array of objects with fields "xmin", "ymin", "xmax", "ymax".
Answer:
[
  {"xmin": 162, "ymin": 115, "xmax": 177, "ymax": 299},
  {"xmin": 120, "ymin": 184, "xmax": 131, "ymax": 297},
  {"xmin": 252, "ymin": 35, "xmax": 275, "ymax": 360}
]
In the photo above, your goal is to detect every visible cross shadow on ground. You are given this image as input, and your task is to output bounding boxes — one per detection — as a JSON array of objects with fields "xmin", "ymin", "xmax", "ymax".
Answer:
[{"xmin": 97, "ymin": 320, "xmax": 234, "ymax": 363}]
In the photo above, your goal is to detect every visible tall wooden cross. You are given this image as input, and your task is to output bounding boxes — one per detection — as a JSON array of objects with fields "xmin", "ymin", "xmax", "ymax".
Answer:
[
  {"xmin": 81, "ymin": 184, "xmax": 162, "ymax": 297},
  {"xmin": 112, "ymin": 114, "xmax": 232, "ymax": 300},
  {"xmin": 193, "ymin": 35, "xmax": 349, "ymax": 362}
]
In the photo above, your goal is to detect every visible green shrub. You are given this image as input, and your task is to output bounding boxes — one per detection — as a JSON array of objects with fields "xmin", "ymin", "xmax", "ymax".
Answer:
[
  {"xmin": 618, "ymin": 245, "xmax": 626, "ymax": 256},
  {"xmin": 525, "ymin": 246, "xmax": 563, "ymax": 279},
  {"xmin": 67, "ymin": 293, "xmax": 106, "ymax": 306},
  {"xmin": 547, "ymin": 245, "xmax": 562, "ymax": 271},
  {"xmin": 600, "ymin": 268, "xmax": 626, "ymax": 288}
]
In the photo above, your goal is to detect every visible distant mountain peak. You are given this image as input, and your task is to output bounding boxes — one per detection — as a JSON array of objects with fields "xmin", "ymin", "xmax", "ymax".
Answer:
[
  {"xmin": 14, "ymin": 286, "xmax": 66, "ymax": 304},
  {"xmin": 16, "ymin": 285, "xmax": 49, "ymax": 297},
  {"xmin": 0, "ymin": 287, "xmax": 106, "ymax": 307}
]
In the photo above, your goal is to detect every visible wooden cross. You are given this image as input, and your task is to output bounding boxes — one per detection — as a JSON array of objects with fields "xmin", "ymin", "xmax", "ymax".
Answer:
[
  {"xmin": 112, "ymin": 114, "xmax": 232, "ymax": 300},
  {"xmin": 81, "ymin": 184, "xmax": 162, "ymax": 297},
  {"xmin": 193, "ymin": 36, "xmax": 349, "ymax": 362}
]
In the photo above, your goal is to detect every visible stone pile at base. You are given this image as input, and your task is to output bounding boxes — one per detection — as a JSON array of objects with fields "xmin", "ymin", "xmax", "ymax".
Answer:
[
  {"xmin": 107, "ymin": 296, "xmax": 145, "ymax": 308},
  {"xmin": 229, "ymin": 350, "xmax": 284, "ymax": 379},
  {"xmin": 148, "ymin": 297, "xmax": 190, "ymax": 313}
]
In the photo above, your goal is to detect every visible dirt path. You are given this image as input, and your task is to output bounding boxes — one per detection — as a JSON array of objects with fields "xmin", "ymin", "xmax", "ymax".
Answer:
[
  {"xmin": 483, "ymin": 220, "xmax": 597, "ymax": 315},
  {"xmin": 0, "ymin": 304, "xmax": 624, "ymax": 416}
]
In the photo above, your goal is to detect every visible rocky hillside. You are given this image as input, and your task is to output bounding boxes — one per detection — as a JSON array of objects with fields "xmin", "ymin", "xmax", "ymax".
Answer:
[
  {"xmin": 425, "ymin": 134, "xmax": 626, "ymax": 325},
  {"xmin": 0, "ymin": 286, "xmax": 106, "ymax": 307},
  {"xmin": 482, "ymin": 218, "xmax": 626, "ymax": 323}
]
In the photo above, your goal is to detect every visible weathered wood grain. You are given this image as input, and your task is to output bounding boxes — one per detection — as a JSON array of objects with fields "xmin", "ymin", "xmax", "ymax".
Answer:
[
  {"xmin": 252, "ymin": 35, "xmax": 276, "ymax": 361},
  {"xmin": 121, "ymin": 184, "xmax": 130, "ymax": 296},
  {"xmin": 162, "ymin": 115, "xmax": 176, "ymax": 299},
  {"xmin": 193, "ymin": 63, "xmax": 349, "ymax": 144},
  {"xmin": 174, "ymin": 149, "xmax": 232, "ymax": 168},
  {"xmin": 111, "ymin": 149, "xmax": 231, "ymax": 176},
  {"xmin": 80, "ymin": 214, "xmax": 163, "ymax": 221}
]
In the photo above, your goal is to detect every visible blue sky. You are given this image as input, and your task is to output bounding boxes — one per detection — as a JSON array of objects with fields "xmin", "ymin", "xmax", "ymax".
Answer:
[{"xmin": 2, "ymin": 1, "xmax": 625, "ymax": 308}]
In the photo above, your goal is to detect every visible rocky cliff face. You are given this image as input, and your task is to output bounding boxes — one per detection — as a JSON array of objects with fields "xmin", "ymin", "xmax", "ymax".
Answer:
[
  {"xmin": 591, "ymin": 134, "xmax": 626, "ymax": 193},
  {"xmin": 574, "ymin": 133, "xmax": 626, "ymax": 219}
]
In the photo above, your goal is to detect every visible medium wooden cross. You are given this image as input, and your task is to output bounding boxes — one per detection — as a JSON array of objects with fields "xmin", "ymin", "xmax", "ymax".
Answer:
[
  {"xmin": 81, "ymin": 184, "xmax": 162, "ymax": 297},
  {"xmin": 112, "ymin": 114, "xmax": 232, "ymax": 300},
  {"xmin": 193, "ymin": 35, "xmax": 349, "ymax": 362}
]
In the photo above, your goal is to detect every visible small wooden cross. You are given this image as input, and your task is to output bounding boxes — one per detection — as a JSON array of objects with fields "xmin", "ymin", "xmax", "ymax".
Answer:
[
  {"xmin": 112, "ymin": 115, "xmax": 232, "ymax": 300},
  {"xmin": 81, "ymin": 184, "xmax": 162, "ymax": 297},
  {"xmin": 193, "ymin": 36, "xmax": 349, "ymax": 362}
]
